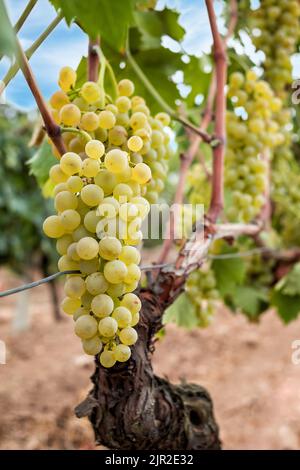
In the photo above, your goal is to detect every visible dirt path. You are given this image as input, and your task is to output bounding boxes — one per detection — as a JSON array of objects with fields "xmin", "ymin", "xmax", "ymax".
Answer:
[{"xmin": 0, "ymin": 269, "xmax": 300, "ymax": 450}]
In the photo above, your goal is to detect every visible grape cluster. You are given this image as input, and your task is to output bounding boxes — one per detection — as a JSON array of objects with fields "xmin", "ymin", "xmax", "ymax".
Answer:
[
  {"xmin": 251, "ymin": 0, "xmax": 300, "ymax": 99},
  {"xmin": 225, "ymin": 70, "xmax": 283, "ymax": 222},
  {"xmin": 185, "ymin": 265, "xmax": 219, "ymax": 327},
  {"xmin": 43, "ymin": 67, "xmax": 172, "ymax": 367}
]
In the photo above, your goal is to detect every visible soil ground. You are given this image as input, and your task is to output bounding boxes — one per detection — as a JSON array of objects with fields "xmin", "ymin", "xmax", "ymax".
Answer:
[{"xmin": 0, "ymin": 267, "xmax": 300, "ymax": 450}]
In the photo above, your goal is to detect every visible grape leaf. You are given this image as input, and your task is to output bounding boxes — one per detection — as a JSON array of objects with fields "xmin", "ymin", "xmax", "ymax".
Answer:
[
  {"xmin": 163, "ymin": 292, "xmax": 199, "ymax": 329},
  {"xmin": 0, "ymin": 0, "xmax": 16, "ymax": 58},
  {"xmin": 212, "ymin": 252, "xmax": 246, "ymax": 296},
  {"xmin": 274, "ymin": 262, "xmax": 300, "ymax": 297},
  {"xmin": 50, "ymin": 0, "xmax": 135, "ymax": 51},
  {"xmin": 271, "ymin": 290, "xmax": 300, "ymax": 324},
  {"xmin": 233, "ymin": 286, "xmax": 269, "ymax": 319},
  {"xmin": 28, "ymin": 140, "xmax": 57, "ymax": 187}
]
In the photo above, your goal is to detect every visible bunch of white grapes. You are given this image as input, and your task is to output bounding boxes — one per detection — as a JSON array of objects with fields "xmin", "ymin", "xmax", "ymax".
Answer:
[
  {"xmin": 251, "ymin": 0, "xmax": 300, "ymax": 99},
  {"xmin": 185, "ymin": 264, "xmax": 219, "ymax": 327},
  {"xmin": 43, "ymin": 66, "xmax": 172, "ymax": 368},
  {"xmin": 225, "ymin": 70, "xmax": 283, "ymax": 223}
]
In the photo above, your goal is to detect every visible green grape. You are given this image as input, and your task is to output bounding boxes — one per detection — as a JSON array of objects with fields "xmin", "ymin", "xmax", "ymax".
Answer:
[
  {"xmin": 108, "ymin": 125, "xmax": 128, "ymax": 146},
  {"xmin": 80, "ymin": 112, "xmax": 99, "ymax": 132},
  {"xmin": 61, "ymin": 297, "xmax": 81, "ymax": 315},
  {"xmin": 72, "ymin": 225, "xmax": 92, "ymax": 242},
  {"xmin": 119, "ymin": 327, "xmax": 138, "ymax": 346},
  {"xmin": 99, "ymin": 236, "xmax": 122, "ymax": 260},
  {"xmin": 112, "ymin": 306, "xmax": 132, "ymax": 328},
  {"xmin": 113, "ymin": 183, "xmax": 133, "ymax": 202},
  {"xmin": 64, "ymin": 276, "xmax": 86, "ymax": 298},
  {"xmin": 119, "ymin": 203, "xmax": 138, "ymax": 222},
  {"xmin": 99, "ymin": 350, "xmax": 116, "ymax": 368},
  {"xmin": 60, "ymin": 152, "xmax": 82, "ymax": 176},
  {"xmin": 104, "ymin": 260, "xmax": 128, "ymax": 284},
  {"xmin": 56, "ymin": 234, "xmax": 73, "ymax": 255},
  {"xmin": 50, "ymin": 90, "xmax": 69, "ymax": 110},
  {"xmin": 81, "ymin": 81, "xmax": 102, "ymax": 104},
  {"xmin": 132, "ymin": 162, "xmax": 152, "ymax": 184},
  {"xmin": 75, "ymin": 315, "xmax": 98, "ymax": 339},
  {"xmin": 106, "ymin": 283, "xmax": 125, "ymax": 298},
  {"xmin": 67, "ymin": 242, "xmax": 81, "ymax": 261},
  {"xmin": 85, "ymin": 139, "xmax": 105, "ymax": 160},
  {"xmin": 55, "ymin": 190, "xmax": 78, "ymax": 212},
  {"xmin": 94, "ymin": 170, "xmax": 117, "ymax": 195},
  {"xmin": 73, "ymin": 307, "xmax": 89, "ymax": 321},
  {"xmin": 67, "ymin": 175, "xmax": 83, "ymax": 193},
  {"xmin": 98, "ymin": 110, "xmax": 116, "ymax": 129},
  {"xmin": 116, "ymin": 96, "xmax": 131, "ymax": 113},
  {"xmin": 50, "ymin": 164, "xmax": 68, "ymax": 184},
  {"xmin": 82, "ymin": 336, "xmax": 103, "ymax": 355},
  {"xmin": 124, "ymin": 263, "xmax": 141, "ymax": 284},
  {"xmin": 120, "ymin": 293, "xmax": 141, "ymax": 314},
  {"xmin": 131, "ymin": 311, "xmax": 140, "ymax": 327},
  {"xmin": 104, "ymin": 149, "xmax": 129, "ymax": 174},
  {"xmin": 84, "ymin": 210, "xmax": 100, "ymax": 233},
  {"xmin": 60, "ymin": 209, "xmax": 81, "ymax": 231},
  {"xmin": 91, "ymin": 294, "xmax": 114, "ymax": 317},
  {"xmin": 81, "ymin": 158, "xmax": 100, "ymax": 178},
  {"xmin": 43, "ymin": 215, "xmax": 65, "ymax": 238},
  {"xmin": 98, "ymin": 317, "xmax": 118, "ymax": 337},
  {"xmin": 86, "ymin": 272, "xmax": 108, "ymax": 295},
  {"xmin": 130, "ymin": 112, "xmax": 147, "ymax": 130},
  {"xmin": 79, "ymin": 257, "xmax": 100, "ymax": 275},
  {"xmin": 58, "ymin": 66, "xmax": 76, "ymax": 92},
  {"xmin": 58, "ymin": 254, "xmax": 80, "ymax": 272},
  {"xmin": 81, "ymin": 184, "xmax": 104, "ymax": 207},
  {"xmin": 128, "ymin": 135, "xmax": 143, "ymax": 152},
  {"xmin": 118, "ymin": 79, "xmax": 135, "ymax": 97},
  {"xmin": 155, "ymin": 112, "xmax": 170, "ymax": 127},
  {"xmin": 76, "ymin": 236, "xmax": 99, "ymax": 260},
  {"xmin": 60, "ymin": 104, "xmax": 81, "ymax": 126},
  {"xmin": 114, "ymin": 344, "xmax": 131, "ymax": 362}
]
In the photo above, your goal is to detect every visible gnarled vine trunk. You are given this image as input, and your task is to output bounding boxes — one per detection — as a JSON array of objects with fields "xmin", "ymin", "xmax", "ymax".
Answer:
[{"xmin": 75, "ymin": 280, "xmax": 221, "ymax": 450}]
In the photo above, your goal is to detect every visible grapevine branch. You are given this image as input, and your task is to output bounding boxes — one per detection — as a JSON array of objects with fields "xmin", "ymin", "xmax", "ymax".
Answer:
[
  {"xmin": 2, "ymin": 13, "xmax": 63, "ymax": 88},
  {"xmin": 206, "ymin": 0, "xmax": 227, "ymax": 223},
  {"xmin": 0, "ymin": 0, "xmax": 38, "ymax": 62},
  {"xmin": 157, "ymin": 0, "xmax": 237, "ymax": 264},
  {"xmin": 14, "ymin": 36, "xmax": 66, "ymax": 156},
  {"xmin": 88, "ymin": 36, "xmax": 100, "ymax": 82}
]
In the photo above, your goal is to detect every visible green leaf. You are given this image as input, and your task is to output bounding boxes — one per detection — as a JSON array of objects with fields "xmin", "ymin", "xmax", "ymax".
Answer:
[
  {"xmin": 275, "ymin": 262, "xmax": 300, "ymax": 297},
  {"xmin": 50, "ymin": 0, "xmax": 135, "ymax": 51},
  {"xmin": 75, "ymin": 56, "xmax": 88, "ymax": 88},
  {"xmin": 0, "ymin": 0, "xmax": 16, "ymax": 58},
  {"xmin": 271, "ymin": 290, "xmax": 300, "ymax": 324},
  {"xmin": 134, "ymin": 8, "xmax": 185, "ymax": 50},
  {"xmin": 28, "ymin": 140, "xmax": 57, "ymax": 187},
  {"xmin": 163, "ymin": 293, "xmax": 199, "ymax": 329},
  {"xmin": 233, "ymin": 286, "xmax": 269, "ymax": 319},
  {"xmin": 212, "ymin": 251, "xmax": 246, "ymax": 296}
]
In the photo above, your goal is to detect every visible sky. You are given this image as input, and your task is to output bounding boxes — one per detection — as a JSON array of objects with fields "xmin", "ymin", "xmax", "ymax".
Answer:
[
  {"xmin": 0, "ymin": 0, "xmax": 223, "ymax": 110},
  {"xmin": 1, "ymin": 0, "xmax": 300, "ymax": 110}
]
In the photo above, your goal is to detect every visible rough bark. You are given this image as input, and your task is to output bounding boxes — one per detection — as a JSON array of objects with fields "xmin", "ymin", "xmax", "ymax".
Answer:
[{"xmin": 75, "ymin": 286, "xmax": 221, "ymax": 450}]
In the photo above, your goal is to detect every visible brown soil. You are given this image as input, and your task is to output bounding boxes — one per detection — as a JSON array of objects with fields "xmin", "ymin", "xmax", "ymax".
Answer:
[{"xmin": 0, "ymin": 268, "xmax": 300, "ymax": 450}]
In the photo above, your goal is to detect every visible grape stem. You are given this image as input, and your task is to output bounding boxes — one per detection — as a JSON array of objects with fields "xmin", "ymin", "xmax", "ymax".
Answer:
[
  {"xmin": 206, "ymin": 0, "xmax": 227, "ymax": 223},
  {"xmin": 61, "ymin": 127, "xmax": 92, "ymax": 142},
  {"xmin": 14, "ymin": 34, "xmax": 66, "ymax": 156},
  {"xmin": 88, "ymin": 36, "xmax": 100, "ymax": 82},
  {"xmin": 0, "ymin": 0, "xmax": 38, "ymax": 62},
  {"xmin": 2, "ymin": 13, "xmax": 63, "ymax": 88}
]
